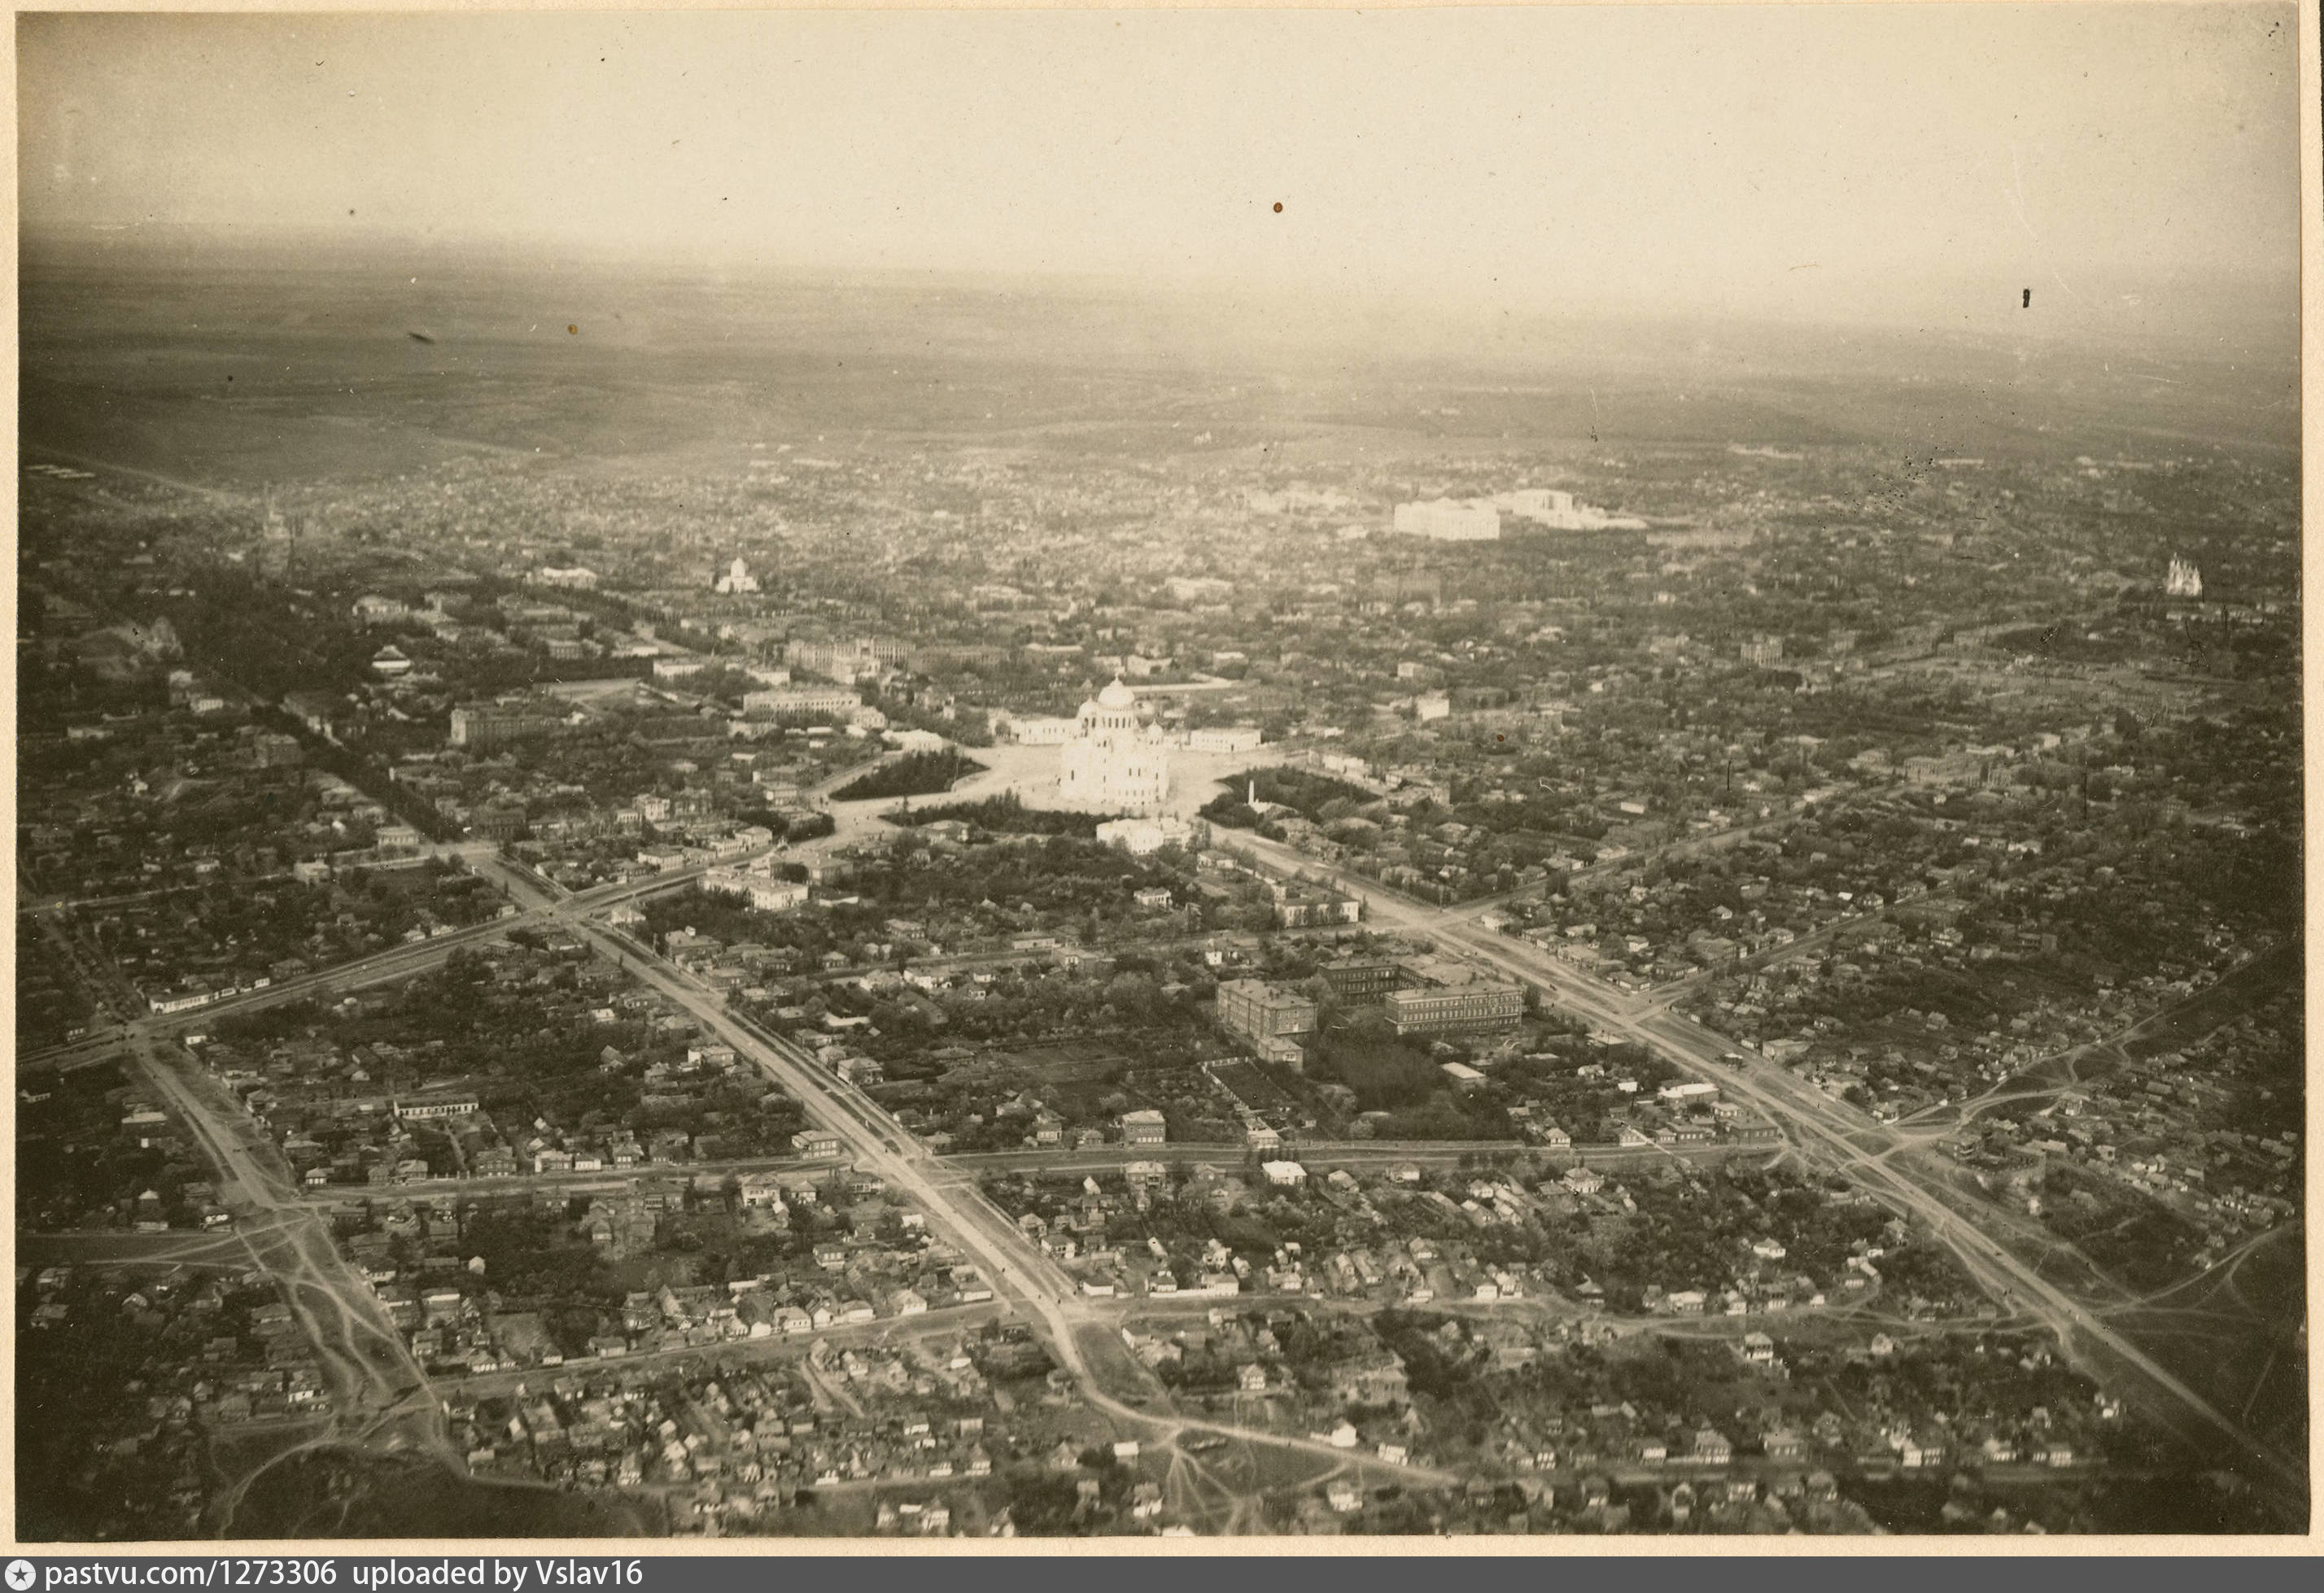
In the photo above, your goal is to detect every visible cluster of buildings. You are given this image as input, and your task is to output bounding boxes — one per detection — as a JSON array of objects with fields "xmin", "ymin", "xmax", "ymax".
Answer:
[
  {"xmin": 1206, "ymin": 954, "xmax": 1525, "ymax": 1071},
  {"xmin": 448, "ymin": 1341, "xmax": 1013, "ymax": 1527},
  {"xmin": 989, "ymin": 1163, "xmax": 1556, "ymax": 1309},
  {"xmin": 1933, "ymin": 986, "xmax": 2300, "ymax": 1272},
  {"xmin": 16, "ymin": 319, "xmax": 2305, "ymax": 1540},
  {"xmin": 343, "ymin": 1172, "xmax": 994, "ymax": 1383},
  {"xmin": 20, "ymin": 1266, "xmax": 319, "ymax": 1538},
  {"xmin": 185, "ymin": 936, "xmax": 815, "ymax": 1190}
]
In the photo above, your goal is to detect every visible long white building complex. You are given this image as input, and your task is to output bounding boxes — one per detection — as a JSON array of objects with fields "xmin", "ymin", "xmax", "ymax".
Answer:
[
  {"xmin": 1392, "ymin": 488, "xmax": 1645, "ymax": 541},
  {"xmin": 1392, "ymin": 499, "xmax": 1503, "ymax": 541}
]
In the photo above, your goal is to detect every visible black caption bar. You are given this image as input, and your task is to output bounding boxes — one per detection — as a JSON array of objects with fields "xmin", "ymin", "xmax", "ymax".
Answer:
[
  {"xmin": 7, "ymin": 1558, "xmax": 2322, "ymax": 1593},
  {"xmin": 3, "ymin": 1566, "xmax": 645, "ymax": 1593}
]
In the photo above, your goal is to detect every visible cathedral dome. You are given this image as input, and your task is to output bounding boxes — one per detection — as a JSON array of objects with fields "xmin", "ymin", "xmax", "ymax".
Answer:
[{"xmin": 1096, "ymin": 677, "xmax": 1138, "ymax": 710}]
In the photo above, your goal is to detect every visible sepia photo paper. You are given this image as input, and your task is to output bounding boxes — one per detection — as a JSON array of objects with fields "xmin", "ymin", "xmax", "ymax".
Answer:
[{"xmin": 7, "ymin": 0, "xmax": 2318, "ymax": 1557}]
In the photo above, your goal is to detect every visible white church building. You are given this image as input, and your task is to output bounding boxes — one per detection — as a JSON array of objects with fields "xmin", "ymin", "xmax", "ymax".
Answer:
[{"xmin": 1060, "ymin": 679, "xmax": 1171, "ymax": 813}]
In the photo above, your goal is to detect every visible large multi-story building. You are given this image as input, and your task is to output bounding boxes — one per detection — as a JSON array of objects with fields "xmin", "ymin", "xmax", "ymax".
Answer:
[
  {"xmin": 393, "ymin": 1093, "xmax": 479, "ymax": 1122},
  {"xmin": 787, "ymin": 636, "xmax": 907, "ymax": 684},
  {"xmin": 1095, "ymin": 816, "xmax": 1195, "ymax": 856},
  {"xmin": 250, "ymin": 731, "xmax": 305, "ymax": 769},
  {"xmin": 1492, "ymin": 488, "xmax": 1646, "ymax": 531},
  {"xmin": 1393, "ymin": 490, "xmax": 1641, "ymax": 540},
  {"xmin": 449, "ymin": 705, "xmax": 553, "ymax": 751},
  {"xmin": 1059, "ymin": 679, "xmax": 1170, "ymax": 813},
  {"xmin": 1384, "ymin": 981, "xmax": 1524, "ymax": 1037},
  {"xmin": 1216, "ymin": 979, "xmax": 1319, "ymax": 1067},
  {"xmin": 1320, "ymin": 957, "xmax": 1404, "ymax": 1005},
  {"xmin": 1007, "ymin": 715, "xmax": 1078, "ymax": 745},
  {"xmin": 1120, "ymin": 1109, "xmax": 1168, "ymax": 1146},
  {"xmin": 743, "ymin": 684, "xmax": 863, "ymax": 718},
  {"xmin": 911, "ymin": 642, "xmax": 1011, "ymax": 674},
  {"xmin": 1392, "ymin": 499, "xmax": 1502, "ymax": 541},
  {"xmin": 351, "ymin": 594, "xmax": 410, "ymax": 625},
  {"xmin": 1188, "ymin": 724, "xmax": 1263, "ymax": 753},
  {"xmin": 1273, "ymin": 889, "xmax": 1361, "ymax": 928},
  {"xmin": 468, "ymin": 805, "xmax": 527, "ymax": 844},
  {"xmin": 1500, "ymin": 488, "xmax": 1576, "ymax": 522},
  {"xmin": 704, "ymin": 869, "xmax": 808, "ymax": 913}
]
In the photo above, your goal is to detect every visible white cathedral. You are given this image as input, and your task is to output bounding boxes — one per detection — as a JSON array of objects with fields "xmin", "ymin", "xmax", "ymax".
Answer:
[
  {"xmin": 1059, "ymin": 679, "xmax": 1171, "ymax": 813},
  {"xmin": 715, "ymin": 556, "xmax": 760, "ymax": 595}
]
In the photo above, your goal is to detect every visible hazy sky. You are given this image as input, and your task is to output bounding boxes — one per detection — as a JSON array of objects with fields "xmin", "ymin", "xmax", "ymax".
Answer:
[{"xmin": 20, "ymin": 7, "xmax": 2302, "ymax": 329}]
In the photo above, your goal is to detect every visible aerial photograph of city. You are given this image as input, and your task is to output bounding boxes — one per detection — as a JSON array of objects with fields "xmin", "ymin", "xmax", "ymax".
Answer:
[{"xmin": 11, "ymin": 6, "xmax": 2309, "ymax": 1547}]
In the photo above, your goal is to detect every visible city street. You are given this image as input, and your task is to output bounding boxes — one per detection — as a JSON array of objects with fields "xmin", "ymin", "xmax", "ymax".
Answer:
[{"xmin": 1228, "ymin": 829, "xmax": 2308, "ymax": 1510}]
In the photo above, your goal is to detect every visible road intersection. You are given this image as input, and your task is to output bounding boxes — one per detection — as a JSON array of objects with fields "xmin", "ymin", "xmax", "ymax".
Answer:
[
  {"xmin": 27, "ymin": 793, "xmax": 2300, "ymax": 1521},
  {"xmin": 39, "ymin": 830, "xmax": 1464, "ymax": 1508},
  {"xmin": 1226, "ymin": 829, "xmax": 2306, "ymax": 1509}
]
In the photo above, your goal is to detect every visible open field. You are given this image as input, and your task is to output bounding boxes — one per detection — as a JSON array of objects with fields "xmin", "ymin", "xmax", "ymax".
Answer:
[
  {"xmin": 222, "ymin": 1446, "xmax": 663, "ymax": 1539},
  {"xmin": 24, "ymin": 238, "xmax": 2299, "ymax": 500}
]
